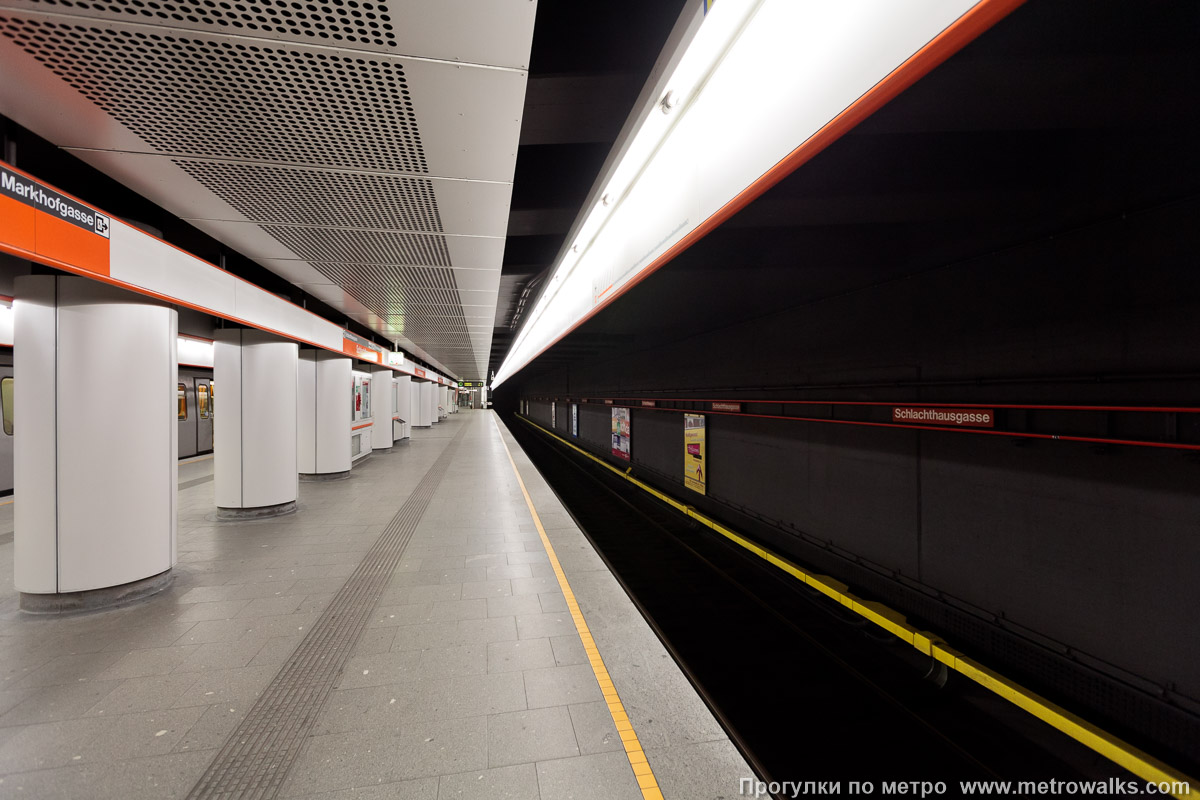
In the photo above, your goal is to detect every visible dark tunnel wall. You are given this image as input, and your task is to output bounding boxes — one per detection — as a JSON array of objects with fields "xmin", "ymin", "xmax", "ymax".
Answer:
[{"xmin": 506, "ymin": 193, "xmax": 1200, "ymax": 759}]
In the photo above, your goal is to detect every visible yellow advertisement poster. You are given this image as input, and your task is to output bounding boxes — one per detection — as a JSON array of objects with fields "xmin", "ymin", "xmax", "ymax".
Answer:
[{"xmin": 684, "ymin": 414, "xmax": 706, "ymax": 494}]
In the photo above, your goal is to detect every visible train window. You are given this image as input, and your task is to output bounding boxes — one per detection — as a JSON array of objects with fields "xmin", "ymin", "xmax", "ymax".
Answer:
[
  {"xmin": 197, "ymin": 384, "xmax": 210, "ymax": 419},
  {"xmin": 209, "ymin": 382, "xmax": 214, "ymax": 416},
  {"xmin": 178, "ymin": 383, "xmax": 187, "ymax": 420},
  {"xmin": 1, "ymin": 377, "xmax": 12, "ymax": 436}
]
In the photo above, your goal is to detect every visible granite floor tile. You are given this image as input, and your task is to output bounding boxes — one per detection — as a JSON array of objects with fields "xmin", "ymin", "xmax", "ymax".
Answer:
[
  {"xmin": 337, "ymin": 650, "xmax": 424, "ymax": 690},
  {"xmin": 0, "ymin": 680, "xmax": 123, "ymax": 726},
  {"xmin": 516, "ymin": 612, "xmax": 576, "ymax": 640},
  {"xmin": 0, "ymin": 749, "xmax": 214, "ymax": 800},
  {"xmin": 280, "ymin": 717, "xmax": 487, "ymax": 794},
  {"xmin": 487, "ymin": 706, "xmax": 579, "ymax": 768},
  {"xmin": 535, "ymin": 751, "xmax": 642, "ymax": 800},
  {"xmin": 505, "ymin": 552, "xmax": 549, "ymax": 566},
  {"xmin": 524, "ymin": 664, "xmax": 604, "ymax": 708},
  {"xmin": 173, "ymin": 599, "xmax": 253, "ymax": 623},
  {"xmin": 486, "ymin": 564, "xmax": 532, "ymax": 580},
  {"xmin": 460, "ymin": 580, "xmax": 512, "ymax": 599},
  {"xmin": 171, "ymin": 633, "xmax": 272, "ymax": 673},
  {"xmin": 417, "ymin": 644, "xmax": 489, "ymax": 679},
  {"xmin": 0, "ymin": 705, "xmax": 206, "ymax": 773},
  {"xmin": 510, "ymin": 577, "xmax": 560, "ymax": 596},
  {"xmin": 95, "ymin": 645, "xmax": 204, "ymax": 681},
  {"xmin": 486, "ymin": 595, "xmax": 543, "ymax": 619},
  {"xmin": 317, "ymin": 671, "xmax": 525, "ymax": 733},
  {"xmin": 437, "ymin": 763, "xmax": 538, "ymax": 800},
  {"xmin": 568, "ymin": 701, "xmax": 623, "ymax": 755},
  {"xmin": 171, "ymin": 663, "xmax": 280, "ymax": 707},
  {"xmin": 172, "ymin": 703, "xmax": 247, "ymax": 752},
  {"xmin": 85, "ymin": 672, "xmax": 201, "ymax": 716},
  {"xmin": 538, "ymin": 592, "xmax": 568, "ymax": 614},
  {"xmin": 250, "ymin": 634, "xmax": 305, "ymax": 666},
  {"xmin": 10, "ymin": 650, "xmax": 126, "ymax": 688},
  {"xmin": 235, "ymin": 594, "xmax": 307, "ymax": 618},
  {"xmin": 486, "ymin": 639, "xmax": 555, "ymax": 674},
  {"xmin": 280, "ymin": 777, "xmax": 438, "ymax": 799},
  {"xmin": 549, "ymin": 635, "xmax": 588, "ymax": 667}
]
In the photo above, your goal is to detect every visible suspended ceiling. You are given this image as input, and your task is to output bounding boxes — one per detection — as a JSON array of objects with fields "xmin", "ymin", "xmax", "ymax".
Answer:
[{"xmin": 0, "ymin": 0, "xmax": 535, "ymax": 379}]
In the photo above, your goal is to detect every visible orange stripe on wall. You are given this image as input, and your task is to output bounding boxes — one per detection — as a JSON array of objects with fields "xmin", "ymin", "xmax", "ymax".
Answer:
[
  {"xmin": 0, "ymin": 195, "xmax": 36, "ymax": 254},
  {"xmin": 35, "ymin": 213, "xmax": 109, "ymax": 277}
]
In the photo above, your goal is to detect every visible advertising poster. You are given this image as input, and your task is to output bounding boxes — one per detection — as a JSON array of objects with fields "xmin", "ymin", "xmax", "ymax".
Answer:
[
  {"xmin": 684, "ymin": 414, "xmax": 706, "ymax": 494},
  {"xmin": 552, "ymin": 401, "xmax": 557, "ymax": 428},
  {"xmin": 611, "ymin": 407, "xmax": 631, "ymax": 460},
  {"xmin": 571, "ymin": 404, "xmax": 579, "ymax": 437}
]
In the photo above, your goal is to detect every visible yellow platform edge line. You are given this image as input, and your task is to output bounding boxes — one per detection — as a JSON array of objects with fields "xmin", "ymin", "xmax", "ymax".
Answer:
[
  {"xmin": 515, "ymin": 415, "xmax": 1195, "ymax": 798},
  {"xmin": 494, "ymin": 416, "xmax": 664, "ymax": 800}
]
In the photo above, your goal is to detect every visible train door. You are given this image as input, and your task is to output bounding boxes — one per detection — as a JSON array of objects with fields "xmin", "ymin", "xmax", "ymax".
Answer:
[
  {"xmin": 195, "ymin": 378, "xmax": 213, "ymax": 453},
  {"xmin": 0, "ymin": 365, "xmax": 12, "ymax": 495},
  {"xmin": 178, "ymin": 376, "xmax": 198, "ymax": 458}
]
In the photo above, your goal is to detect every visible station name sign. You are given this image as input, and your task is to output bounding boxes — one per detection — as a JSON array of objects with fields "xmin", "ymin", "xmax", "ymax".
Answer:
[
  {"xmin": 710, "ymin": 401, "xmax": 742, "ymax": 413},
  {"xmin": 1, "ymin": 166, "xmax": 109, "ymax": 238},
  {"xmin": 892, "ymin": 407, "xmax": 994, "ymax": 428}
]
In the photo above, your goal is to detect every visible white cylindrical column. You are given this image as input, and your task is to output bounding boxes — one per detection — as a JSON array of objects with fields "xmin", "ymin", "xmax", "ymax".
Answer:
[
  {"xmin": 299, "ymin": 350, "xmax": 352, "ymax": 479},
  {"xmin": 214, "ymin": 329, "xmax": 298, "ymax": 518},
  {"xmin": 14, "ymin": 276, "xmax": 177, "ymax": 610},
  {"xmin": 394, "ymin": 375, "xmax": 412, "ymax": 441},
  {"xmin": 371, "ymin": 368, "xmax": 392, "ymax": 451}
]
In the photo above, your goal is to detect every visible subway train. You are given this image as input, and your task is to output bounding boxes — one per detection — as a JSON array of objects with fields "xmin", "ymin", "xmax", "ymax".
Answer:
[
  {"xmin": 0, "ymin": 357, "xmax": 214, "ymax": 496},
  {"xmin": 178, "ymin": 368, "xmax": 214, "ymax": 459}
]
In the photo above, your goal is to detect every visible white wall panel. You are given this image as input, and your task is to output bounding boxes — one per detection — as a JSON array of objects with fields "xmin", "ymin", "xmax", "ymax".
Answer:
[{"xmin": 110, "ymin": 220, "xmax": 238, "ymax": 317}]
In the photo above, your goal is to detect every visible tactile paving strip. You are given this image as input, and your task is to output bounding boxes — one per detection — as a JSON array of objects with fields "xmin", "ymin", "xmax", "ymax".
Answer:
[{"xmin": 186, "ymin": 424, "xmax": 467, "ymax": 800}]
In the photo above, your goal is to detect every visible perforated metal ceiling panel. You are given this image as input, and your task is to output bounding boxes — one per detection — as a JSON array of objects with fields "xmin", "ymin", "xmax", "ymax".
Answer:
[
  {"xmin": 1, "ymin": 0, "xmax": 535, "ymax": 65},
  {"xmin": 0, "ymin": 0, "xmax": 530, "ymax": 378}
]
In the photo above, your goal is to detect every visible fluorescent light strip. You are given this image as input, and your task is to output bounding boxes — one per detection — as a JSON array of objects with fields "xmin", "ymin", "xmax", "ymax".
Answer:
[{"xmin": 494, "ymin": 0, "xmax": 993, "ymax": 388}]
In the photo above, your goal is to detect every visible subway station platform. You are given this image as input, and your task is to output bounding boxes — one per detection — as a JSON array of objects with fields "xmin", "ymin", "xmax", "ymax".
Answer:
[{"xmin": 0, "ymin": 411, "xmax": 752, "ymax": 799}]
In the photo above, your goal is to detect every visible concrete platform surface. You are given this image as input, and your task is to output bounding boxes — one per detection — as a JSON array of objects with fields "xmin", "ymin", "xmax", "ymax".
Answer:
[{"xmin": 0, "ymin": 410, "xmax": 753, "ymax": 799}]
